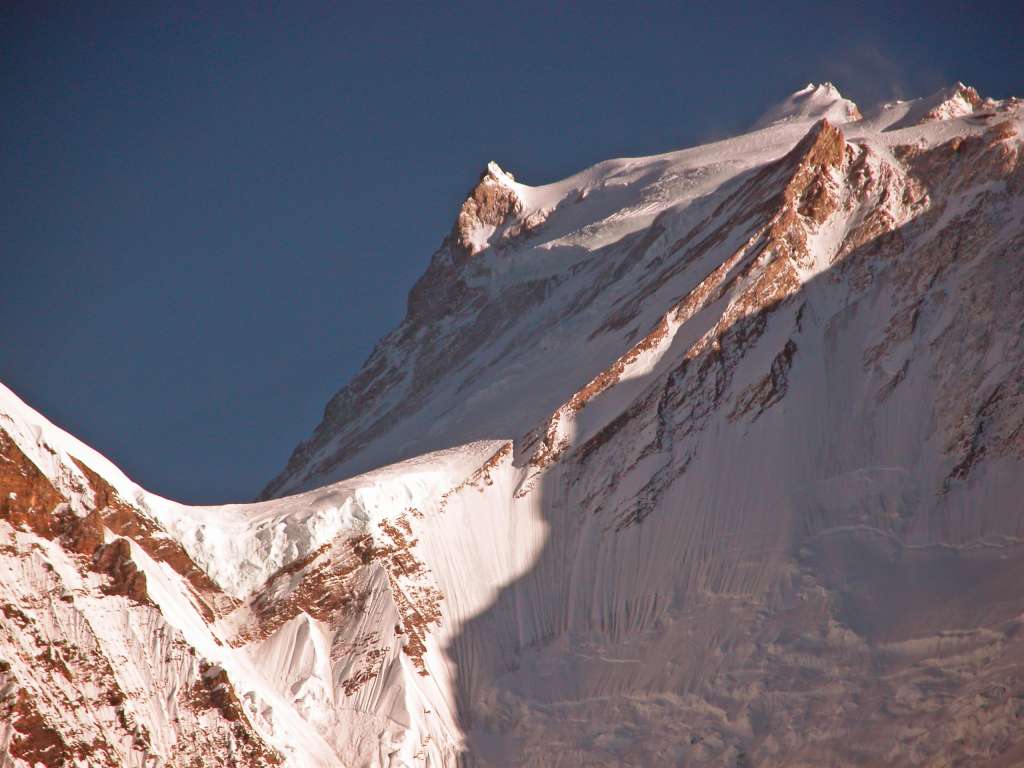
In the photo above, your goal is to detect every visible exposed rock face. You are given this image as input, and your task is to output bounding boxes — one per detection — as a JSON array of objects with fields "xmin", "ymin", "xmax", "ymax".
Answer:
[
  {"xmin": 5, "ymin": 83, "xmax": 1024, "ymax": 767},
  {"xmin": 0, "ymin": 431, "xmax": 279, "ymax": 766},
  {"xmin": 93, "ymin": 537, "xmax": 150, "ymax": 603},
  {"xmin": 2, "ymin": 688, "xmax": 69, "ymax": 768},
  {"xmin": 454, "ymin": 161, "xmax": 525, "ymax": 255},
  {"xmin": 0, "ymin": 429, "xmax": 64, "ymax": 538}
]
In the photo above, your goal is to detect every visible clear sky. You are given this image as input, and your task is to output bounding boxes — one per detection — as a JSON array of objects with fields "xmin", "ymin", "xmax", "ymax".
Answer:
[{"xmin": 4, "ymin": 1, "xmax": 1023, "ymax": 502}]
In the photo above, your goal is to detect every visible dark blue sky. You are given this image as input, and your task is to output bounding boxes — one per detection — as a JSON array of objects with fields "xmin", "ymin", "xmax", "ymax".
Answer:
[{"xmin": 4, "ymin": 2, "xmax": 1023, "ymax": 502}]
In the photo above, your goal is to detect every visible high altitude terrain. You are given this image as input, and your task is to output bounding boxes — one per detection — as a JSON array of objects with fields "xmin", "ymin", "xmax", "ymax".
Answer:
[{"xmin": 2, "ymin": 82, "xmax": 1024, "ymax": 767}]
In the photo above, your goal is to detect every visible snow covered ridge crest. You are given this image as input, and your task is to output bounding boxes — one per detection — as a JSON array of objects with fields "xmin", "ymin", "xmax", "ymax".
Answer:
[
  {"xmin": 754, "ymin": 81, "xmax": 863, "ymax": 128},
  {"xmin": 4, "ymin": 81, "xmax": 1024, "ymax": 766}
]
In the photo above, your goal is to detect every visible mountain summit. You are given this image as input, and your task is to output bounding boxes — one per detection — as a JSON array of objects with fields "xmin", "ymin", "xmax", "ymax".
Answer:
[
  {"xmin": 753, "ymin": 81, "xmax": 863, "ymax": 128},
  {"xmin": 3, "ymin": 83, "xmax": 1024, "ymax": 767}
]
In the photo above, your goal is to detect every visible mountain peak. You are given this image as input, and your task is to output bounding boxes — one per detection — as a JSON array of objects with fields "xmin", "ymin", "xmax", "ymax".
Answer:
[
  {"xmin": 920, "ymin": 81, "xmax": 984, "ymax": 122},
  {"xmin": 754, "ymin": 81, "xmax": 862, "ymax": 129},
  {"xmin": 452, "ymin": 161, "xmax": 525, "ymax": 256},
  {"xmin": 879, "ymin": 81, "xmax": 994, "ymax": 130},
  {"xmin": 484, "ymin": 160, "xmax": 515, "ymax": 183}
]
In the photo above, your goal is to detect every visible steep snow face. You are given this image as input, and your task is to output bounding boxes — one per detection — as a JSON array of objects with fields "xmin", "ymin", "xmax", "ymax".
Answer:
[
  {"xmin": 753, "ymin": 82, "xmax": 863, "ymax": 129},
  {"xmin": 259, "ymin": 82, "xmax": 1024, "ymax": 765},
  {"xmin": 263, "ymin": 82, "xmax": 1019, "ymax": 500},
  {"xmin": 4, "ymin": 83, "xmax": 1024, "ymax": 767}
]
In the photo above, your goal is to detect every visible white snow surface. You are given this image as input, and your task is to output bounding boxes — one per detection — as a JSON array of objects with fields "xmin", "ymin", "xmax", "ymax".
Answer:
[{"xmin": 753, "ymin": 81, "xmax": 862, "ymax": 129}]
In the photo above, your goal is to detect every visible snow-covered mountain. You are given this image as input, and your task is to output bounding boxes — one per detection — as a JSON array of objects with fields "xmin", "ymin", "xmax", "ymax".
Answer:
[
  {"xmin": 752, "ymin": 82, "xmax": 863, "ymax": 128},
  {"xmin": 3, "ymin": 82, "xmax": 1024, "ymax": 767}
]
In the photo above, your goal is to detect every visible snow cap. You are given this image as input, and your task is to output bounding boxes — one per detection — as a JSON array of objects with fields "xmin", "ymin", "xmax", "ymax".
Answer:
[{"xmin": 754, "ymin": 82, "xmax": 862, "ymax": 129}]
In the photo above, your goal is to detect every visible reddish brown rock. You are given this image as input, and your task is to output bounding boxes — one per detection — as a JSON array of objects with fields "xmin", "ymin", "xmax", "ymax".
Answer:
[
  {"xmin": 454, "ymin": 163, "xmax": 524, "ymax": 256},
  {"xmin": 0, "ymin": 428, "xmax": 64, "ymax": 539},
  {"xmin": 93, "ymin": 538, "xmax": 150, "ymax": 604},
  {"xmin": 4, "ymin": 689, "xmax": 70, "ymax": 768},
  {"xmin": 72, "ymin": 457, "xmax": 237, "ymax": 621}
]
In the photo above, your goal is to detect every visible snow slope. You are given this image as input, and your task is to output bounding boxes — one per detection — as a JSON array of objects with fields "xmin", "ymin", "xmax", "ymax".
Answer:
[
  {"xmin": 4, "ymin": 82, "xmax": 1024, "ymax": 767},
  {"xmin": 264, "ymin": 81, "xmax": 1021, "ymax": 498}
]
